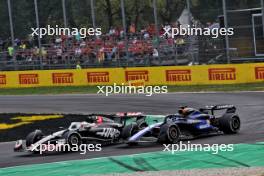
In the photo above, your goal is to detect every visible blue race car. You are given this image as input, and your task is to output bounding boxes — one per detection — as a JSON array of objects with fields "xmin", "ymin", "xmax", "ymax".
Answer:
[{"xmin": 123, "ymin": 105, "xmax": 241, "ymax": 144}]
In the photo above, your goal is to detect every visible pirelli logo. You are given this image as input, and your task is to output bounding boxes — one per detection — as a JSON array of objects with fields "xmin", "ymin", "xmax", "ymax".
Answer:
[
  {"xmin": 0, "ymin": 75, "xmax": 6, "ymax": 85},
  {"xmin": 125, "ymin": 70, "xmax": 149, "ymax": 82},
  {"xmin": 19, "ymin": 74, "xmax": 39, "ymax": 84},
  {"xmin": 87, "ymin": 72, "xmax": 109, "ymax": 83},
  {"xmin": 166, "ymin": 70, "xmax": 191, "ymax": 82},
  {"xmin": 209, "ymin": 68, "xmax": 236, "ymax": 81},
  {"xmin": 255, "ymin": 67, "xmax": 264, "ymax": 80},
  {"xmin": 52, "ymin": 73, "xmax": 74, "ymax": 84}
]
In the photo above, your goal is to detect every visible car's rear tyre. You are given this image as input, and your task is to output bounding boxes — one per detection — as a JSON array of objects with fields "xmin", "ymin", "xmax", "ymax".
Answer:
[
  {"xmin": 138, "ymin": 122, "xmax": 148, "ymax": 129},
  {"xmin": 158, "ymin": 124, "xmax": 180, "ymax": 144},
  {"xmin": 26, "ymin": 130, "xmax": 44, "ymax": 147},
  {"xmin": 122, "ymin": 124, "xmax": 138, "ymax": 139},
  {"xmin": 219, "ymin": 114, "xmax": 240, "ymax": 134},
  {"xmin": 65, "ymin": 132, "xmax": 82, "ymax": 147},
  {"xmin": 61, "ymin": 131, "xmax": 82, "ymax": 153}
]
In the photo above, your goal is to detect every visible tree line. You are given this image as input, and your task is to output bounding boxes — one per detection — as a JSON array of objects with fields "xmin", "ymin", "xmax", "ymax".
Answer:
[{"xmin": 0, "ymin": 0, "xmax": 260, "ymax": 40}]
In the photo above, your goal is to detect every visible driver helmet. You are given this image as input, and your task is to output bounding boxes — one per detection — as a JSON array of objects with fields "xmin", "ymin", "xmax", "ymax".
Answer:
[{"xmin": 178, "ymin": 107, "xmax": 195, "ymax": 117}]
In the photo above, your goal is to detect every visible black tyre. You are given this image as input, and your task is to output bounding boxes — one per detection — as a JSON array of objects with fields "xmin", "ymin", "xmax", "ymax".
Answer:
[
  {"xmin": 66, "ymin": 133, "xmax": 82, "ymax": 147},
  {"xmin": 158, "ymin": 124, "xmax": 180, "ymax": 144},
  {"xmin": 122, "ymin": 124, "xmax": 138, "ymax": 139},
  {"xmin": 138, "ymin": 122, "xmax": 148, "ymax": 129},
  {"xmin": 219, "ymin": 114, "xmax": 240, "ymax": 134},
  {"xmin": 26, "ymin": 130, "xmax": 44, "ymax": 147},
  {"xmin": 127, "ymin": 141, "xmax": 138, "ymax": 146},
  {"xmin": 61, "ymin": 132, "xmax": 82, "ymax": 153},
  {"xmin": 136, "ymin": 118, "xmax": 148, "ymax": 129}
]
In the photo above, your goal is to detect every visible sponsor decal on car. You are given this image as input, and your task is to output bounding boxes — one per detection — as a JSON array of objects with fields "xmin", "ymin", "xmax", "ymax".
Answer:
[
  {"xmin": 116, "ymin": 112, "xmax": 143, "ymax": 116},
  {"xmin": 97, "ymin": 128, "xmax": 120, "ymax": 138},
  {"xmin": 197, "ymin": 123, "xmax": 211, "ymax": 129}
]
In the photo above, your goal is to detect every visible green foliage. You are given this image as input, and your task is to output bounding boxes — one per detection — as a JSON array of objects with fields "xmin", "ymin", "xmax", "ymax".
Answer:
[{"xmin": 0, "ymin": 0, "xmax": 260, "ymax": 39}]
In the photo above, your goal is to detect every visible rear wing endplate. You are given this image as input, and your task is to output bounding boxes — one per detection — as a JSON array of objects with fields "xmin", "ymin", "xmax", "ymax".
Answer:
[{"xmin": 200, "ymin": 105, "xmax": 236, "ymax": 114}]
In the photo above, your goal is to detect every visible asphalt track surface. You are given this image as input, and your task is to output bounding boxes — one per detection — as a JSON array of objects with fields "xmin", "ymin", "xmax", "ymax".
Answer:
[{"xmin": 0, "ymin": 92, "xmax": 263, "ymax": 168}]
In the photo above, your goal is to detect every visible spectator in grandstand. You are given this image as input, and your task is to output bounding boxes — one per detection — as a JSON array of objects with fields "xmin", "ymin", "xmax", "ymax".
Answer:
[
  {"xmin": 0, "ymin": 38, "xmax": 3, "ymax": 51},
  {"xmin": 55, "ymin": 37, "xmax": 62, "ymax": 43},
  {"xmin": 106, "ymin": 46, "xmax": 118, "ymax": 61},
  {"xmin": 97, "ymin": 46, "xmax": 105, "ymax": 63},
  {"xmin": 19, "ymin": 42, "xmax": 26, "ymax": 51},
  {"xmin": 175, "ymin": 37, "xmax": 186, "ymax": 54},
  {"xmin": 76, "ymin": 61, "xmax": 82, "ymax": 69},
  {"xmin": 163, "ymin": 23, "xmax": 172, "ymax": 38},
  {"xmin": 119, "ymin": 29, "xmax": 125, "ymax": 39},
  {"xmin": 176, "ymin": 38, "xmax": 185, "ymax": 45},
  {"xmin": 134, "ymin": 53, "xmax": 145, "ymax": 65},
  {"xmin": 74, "ymin": 47, "xmax": 82, "ymax": 58},
  {"xmin": 14, "ymin": 38, "xmax": 21, "ymax": 47},
  {"xmin": 164, "ymin": 22, "xmax": 171, "ymax": 29},
  {"xmin": 76, "ymin": 33, "xmax": 82, "ymax": 41},
  {"xmin": 7, "ymin": 46, "xmax": 14, "ymax": 57},
  {"xmin": 153, "ymin": 48, "xmax": 159, "ymax": 58},
  {"xmin": 129, "ymin": 23, "xmax": 136, "ymax": 35},
  {"xmin": 143, "ymin": 30, "xmax": 150, "ymax": 40},
  {"xmin": 41, "ymin": 47, "xmax": 48, "ymax": 63},
  {"xmin": 25, "ymin": 50, "xmax": 33, "ymax": 63},
  {"xmin": 55, "ymin": 46, "xmax": 62, "ymax": 62},
  {"xmin": 80, "ymin": 41, "xmax": 86, "ymax": 47},
  {"xmin": 109, "ymin": 27, "xmax": 116, "ymax": 36}
]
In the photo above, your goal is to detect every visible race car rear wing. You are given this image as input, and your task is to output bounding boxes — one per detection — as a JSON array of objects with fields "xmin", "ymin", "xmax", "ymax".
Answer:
[{"xmin": 200, "ymin": 104, "xmax": 236, "ymax": 115}]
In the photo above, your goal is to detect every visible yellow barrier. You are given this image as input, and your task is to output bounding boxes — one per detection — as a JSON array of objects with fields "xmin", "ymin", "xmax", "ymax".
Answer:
[{"xmin": 0, "ymin": 63, "xmax": 264, "ymax": 88}]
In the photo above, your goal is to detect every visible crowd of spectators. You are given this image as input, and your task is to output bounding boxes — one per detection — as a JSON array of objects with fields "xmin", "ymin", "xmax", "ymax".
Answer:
[{"xmin": 0, "ymin": 22, "xmax": 192, "ymax": 70}]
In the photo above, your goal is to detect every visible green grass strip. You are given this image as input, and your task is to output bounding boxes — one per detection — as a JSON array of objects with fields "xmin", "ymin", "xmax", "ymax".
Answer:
[{"xmin": 0, "ymin": 143, "xmax": 264, "ymax": 176}]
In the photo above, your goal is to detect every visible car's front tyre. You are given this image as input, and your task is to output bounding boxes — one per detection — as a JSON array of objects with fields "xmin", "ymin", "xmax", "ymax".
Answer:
[
  {"xmin": 158, "ymin": 123, "xmax": 180, "ymax": 144},
  {"xmin": 26, "ymin": 130, "xmax": 44, "ymax": 147},
  {"xmin": 25, "ymin": 130, "xmax": 44, "ymax": 153}
]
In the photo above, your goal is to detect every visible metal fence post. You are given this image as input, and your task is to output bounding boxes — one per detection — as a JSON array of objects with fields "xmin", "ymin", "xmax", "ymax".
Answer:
[
  {"xmin": 222, "ymin": 0, "xmax": 230, "ymax": 63},
  {"xmin": 62, "ymin": 0, "xmax": 67, "ymax": 28},
  {"xmin": 120, "ymin": 0, "xmax": 129, "ymax": 65},
  {"xmin": 7, "ymin": 0, "xmax": 17, "ymax": 70},
  {"xmin": 261, "ymin": 0, "xmax": 264, "ymax": 37},
  {"xmin": 153, "ymin": 0, "xmax": 160, "ymax": 62},
  {"xmin": 34, "ymin": 0, "xmax": 43, "ymax": 69},
  {"xmin": 90, "ymin": 0, "xmax": 96, "ymax": 29},
  {"xmin": 186, "ymin": 0, "xmax": 195, "ymax": 64},
  {"xmin": 153, "ymin": 0, "xmax": 159, "ymax": 43}
]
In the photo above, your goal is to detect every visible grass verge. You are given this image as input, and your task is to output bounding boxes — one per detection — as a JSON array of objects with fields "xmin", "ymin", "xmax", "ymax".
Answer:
[{"xmin": 0, "ymin": 82, "xmax": 263, "ymax": 95}]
